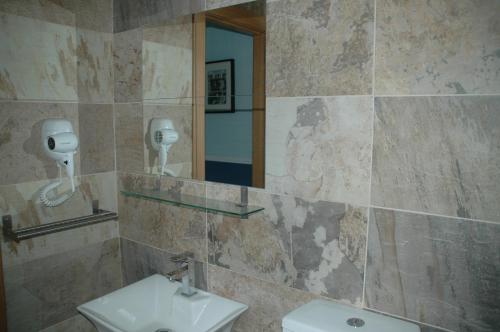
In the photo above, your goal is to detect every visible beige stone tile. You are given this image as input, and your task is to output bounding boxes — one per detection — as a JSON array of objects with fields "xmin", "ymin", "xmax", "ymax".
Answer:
[
  {"xmin": 142, "ymin": 15, "xmax": 193, "ymax": 101},
  {"xmin": 0, "ymin": 13, "xmax": 77, "ymax": 100},
  {"xmin": 114, "ymin": 28, "xmax": 143, "ymax": 103},
  {"xmin": 372, "ymin": 96, "xmax": 500, "ymax": 222},
  {"xmin": 207, "ymin": 183, "xmax": 296, "ymax": 286},
  {"xmin": 267, "ymin": 0, "xmax": 374, "ymax": 97},
  {"xmin": 76, "ymin": 29, "xmax": 113, "ymax": 103},
  {"xmin": 374, "ymin": 0, "xmax": 500, "ymax": 95},
  {"xmin": 208, "ymin": 264, "xmax": 319, "ymax": 332},
  {"xmin": 115, "ymin": 103, "xmax": 144, "ymax": 173},
  {"xmin": 266, "ymin": 96, "xmax": 373, "ymax": 205},
  {"xmin": 78, "ymin": 104, "xmax": 115, "ymax": 174},
  {"xmin": 366, "ymin": 208, "xmax": 500, "ymax": 331}
]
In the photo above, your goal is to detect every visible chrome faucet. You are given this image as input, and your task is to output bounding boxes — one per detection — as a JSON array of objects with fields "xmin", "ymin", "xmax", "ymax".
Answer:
[{"xmin": 166, "ymin": 252, "xmax": 197, "ymax": 297}]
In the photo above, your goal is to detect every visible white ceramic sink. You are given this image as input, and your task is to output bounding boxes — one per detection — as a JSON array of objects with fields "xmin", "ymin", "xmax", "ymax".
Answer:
[{"xmin": 78, "ymin": 274, "xmax": 248, "ymax": 332}]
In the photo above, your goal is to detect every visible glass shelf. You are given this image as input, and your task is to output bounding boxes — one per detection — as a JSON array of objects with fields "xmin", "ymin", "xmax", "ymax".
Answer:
[{"xmin": 121, "ymin": 188, "xmax": 264, "ymax": 219}]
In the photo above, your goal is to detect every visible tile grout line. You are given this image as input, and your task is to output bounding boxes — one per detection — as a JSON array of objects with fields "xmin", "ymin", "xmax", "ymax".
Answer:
[
  {"xmin": 370, "ymin": 204, "xmax": 500, "ymax": 225},
  {"xmin": 366, "ymin": 307, "xmax": 454, "ymax": 332},
  {"xmin": 2, "ymin": 93, "xmax": 500, "ymax": 105},
  {"xmin": 112, "ymin": 171, "xmax": 500, "ymax": 226},
  {"xmin": 362, "ymin": 0, "xmax": 377, "ymax": 308}
]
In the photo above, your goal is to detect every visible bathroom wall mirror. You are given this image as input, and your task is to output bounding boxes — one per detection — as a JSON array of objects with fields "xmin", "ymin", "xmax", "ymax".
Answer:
[
  {"xmin": 195, "ymin": 0, "xmax": 266, "ymax": 188},
  {"xmin": 140, "ymin": 0, "xmax": 266, "ymax": 188}
]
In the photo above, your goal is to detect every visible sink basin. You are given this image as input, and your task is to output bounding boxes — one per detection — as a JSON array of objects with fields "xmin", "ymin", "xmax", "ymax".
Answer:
[{"xmin": 77, "ymin": 274, "xmax": 248, "ymax": 332}]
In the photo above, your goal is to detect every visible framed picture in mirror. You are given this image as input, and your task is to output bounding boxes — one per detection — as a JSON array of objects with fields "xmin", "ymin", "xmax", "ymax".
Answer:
[{"xmin": 205, "ymin": 59, "xmax": 235, "ymax": 113}]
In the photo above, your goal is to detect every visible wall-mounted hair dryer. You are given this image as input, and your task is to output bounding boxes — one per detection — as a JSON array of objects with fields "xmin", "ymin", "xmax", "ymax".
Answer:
[
  {"xmin": 39, "ymin": 119, "xmax": 79, "ymax": 207},
  {"xmin": 150, "ymin": 118, "xmax": 179, "ymax": 176}
]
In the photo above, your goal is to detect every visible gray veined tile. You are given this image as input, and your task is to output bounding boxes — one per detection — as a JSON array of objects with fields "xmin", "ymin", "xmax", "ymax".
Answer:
[
  {"xmin": 374, "ymin": 0, "xmax": 500, "ymax": 95},
  {"xmin": 267, "ymin": 0, "xmax": 374, "ymax": 97},
  {"xmin": 113, "ymin": 0, "xmax": 204, "ymax": 33},
  {"xmin": 291, "ymin": 200, "xmax": 367, "ymax": 305},
  {"xmin": 208, "ymin": 187, "xmax": 296, "ymax": 286},
  {"xmin": 120, "ymin": 238, "xmax": 208, "ymax": 290},
  {"xmin": 39, "ymin": 314, "xmax": 96, "ymax": 332},
  {"xmin": 4, "ymin": 238, "xmax": 121, "ymax": 332},
  {"xmin": 266, "ymin": 96, "xmax": 372, "ymax": 205},
  {"xmin": 365, "ymin": 208, "xmax": 500, "ymax": 332},
  {"xmin": 371, "ymin": 96, "xmax": 500, "ymax": 222}
]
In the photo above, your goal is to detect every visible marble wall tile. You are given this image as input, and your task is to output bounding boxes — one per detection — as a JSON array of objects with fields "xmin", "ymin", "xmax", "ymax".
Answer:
[
  {"xmin": 121, "ymin": 237, "xmax": 207, "ymax": 290},
  {"xmin": 142, "ymin": 16, "xmax": 193, "ymax": 101},
  {"xmin": 266, "ymin": 97, "xmax": 372, "ymax": 205},
  {"xmin": 4, "ymin": 238, "xmax": 121, "ymax": 332},
  {"xmin": 0, "ymin": 101, "xmax": 79, "ymax": 185},
  {"xmin": 371, "ymin": 96, "xmax": 500, "ymax": 222},
  {"xmin": 266, "ymin": 0, "xmax": 374, "ymax": 97},
  {"xmin": 115, "ymin": 103, "xmax": 145, "ymax": 173},
  {"xmin": 208, "ymin": 183, "xmax": 296, "ymax": 286},
  {"xmin": 0, "ymin": 0, "xmax": 76, "ymax": 28},
  {"xmin": 113, "ymin": 0, "xmax": 204, "ymax": 33},
  {"xmin": 114, "ymin": 28, "xmax": 143, "ymax": 103},
  {"xmin": 76, "ymin": 29, "xmax": 113, "ymax": 103},
  {"xmin": 143, "ymin": 103, "xmax": 192, "ymax": 178},
  {"xmin": 39, "ymin": 314, "xmax": 95, "ymax": 332},
  {"xmin": 365, "ymin": 208, "xmax": 500, "ymax": 332},
  {"xmin": 0, "ymin": 172, "xmax": 118, "ymax": 267},
  {"xmin": 0, "ymin": 0, "xmax": 112, "ymax": 33},
  {"xmin": 78, "ymin": 104, "xmax": 115, "ymax": 174},
  {"xmin": 375, "ymin": 0, "xmax": 500, "ymax": 95},
  {"xmin": 0, "ymin": 13, "xmax": 77, "ymax": 100},
  {"xmin": 208, "ymin": 264, "xmax": 319, "ymax": 332},
  {"xmin": 292, "ymin": 201, "xmax": 367, "ymax": 305}
]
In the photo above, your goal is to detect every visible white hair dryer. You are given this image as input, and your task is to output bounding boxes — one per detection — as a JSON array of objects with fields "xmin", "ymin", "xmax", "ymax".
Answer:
[
  {"xmin": 39, "ymin": 119, "xmax": 79, "ymax": 207},
  {"xmin": 150, "ymin": 118, "xmax": 179, "ymax": 176}
]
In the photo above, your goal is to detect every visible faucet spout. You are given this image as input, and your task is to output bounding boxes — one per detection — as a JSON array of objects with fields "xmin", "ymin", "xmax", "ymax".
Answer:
[{"xmin": 166, "ymin": 252, "xmax": 197, "ymax": 297}]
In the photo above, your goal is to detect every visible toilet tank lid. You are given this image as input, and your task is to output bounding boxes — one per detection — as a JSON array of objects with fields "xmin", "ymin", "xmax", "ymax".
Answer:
[{"xmin": 282, "ymin": 300, "xmax": 420, "ymax": 332}]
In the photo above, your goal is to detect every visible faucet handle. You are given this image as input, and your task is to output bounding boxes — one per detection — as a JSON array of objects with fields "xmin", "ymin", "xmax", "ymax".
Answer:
[{"xmin": 170, "ymin": 252, "xmax": 194, "ymax": 264}]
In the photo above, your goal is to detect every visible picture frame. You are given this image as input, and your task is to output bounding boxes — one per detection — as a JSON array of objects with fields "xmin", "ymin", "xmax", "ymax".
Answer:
[{"xmin": 205, "ymin": 59, "xmax": 235, "ymax": 113}]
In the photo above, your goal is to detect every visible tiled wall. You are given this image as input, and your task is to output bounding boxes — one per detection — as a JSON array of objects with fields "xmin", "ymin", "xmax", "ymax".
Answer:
[
  {"xmin": 0, "ymin": 1, "xmax": 120, "ymax": 331},
  {"xmin": 116, "ymin": 1, "xmax": 500, "ymax": 332},
  {"xmin": 1, "ymin": 0, "xmax": 498, "ymax": 332}
]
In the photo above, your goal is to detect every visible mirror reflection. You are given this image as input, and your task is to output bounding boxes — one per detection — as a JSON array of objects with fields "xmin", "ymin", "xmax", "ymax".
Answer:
[
  {"xmin": 203, "ymin": 1, "xmax": 266, "ymax": 188},
  {"xmin": 137, "ymin": 1, "xmax": 266, "ymax": 189}
]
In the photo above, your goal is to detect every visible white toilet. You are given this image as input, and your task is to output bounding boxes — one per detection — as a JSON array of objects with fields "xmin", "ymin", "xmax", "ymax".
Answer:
[{"xmin": 282, "ymin": 300, "xmax": 420, "ymax": 332}]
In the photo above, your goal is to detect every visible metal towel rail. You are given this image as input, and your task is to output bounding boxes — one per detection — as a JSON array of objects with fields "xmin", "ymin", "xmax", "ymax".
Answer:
[{"xmin": 2, "ymin": 200, "xmax": 118, "ymax": 242}]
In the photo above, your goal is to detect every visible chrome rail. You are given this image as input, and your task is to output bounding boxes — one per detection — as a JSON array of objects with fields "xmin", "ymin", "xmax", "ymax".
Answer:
[{"xmin": 2, "ymin": 200, "xmax": 118, "ymax": 242}]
